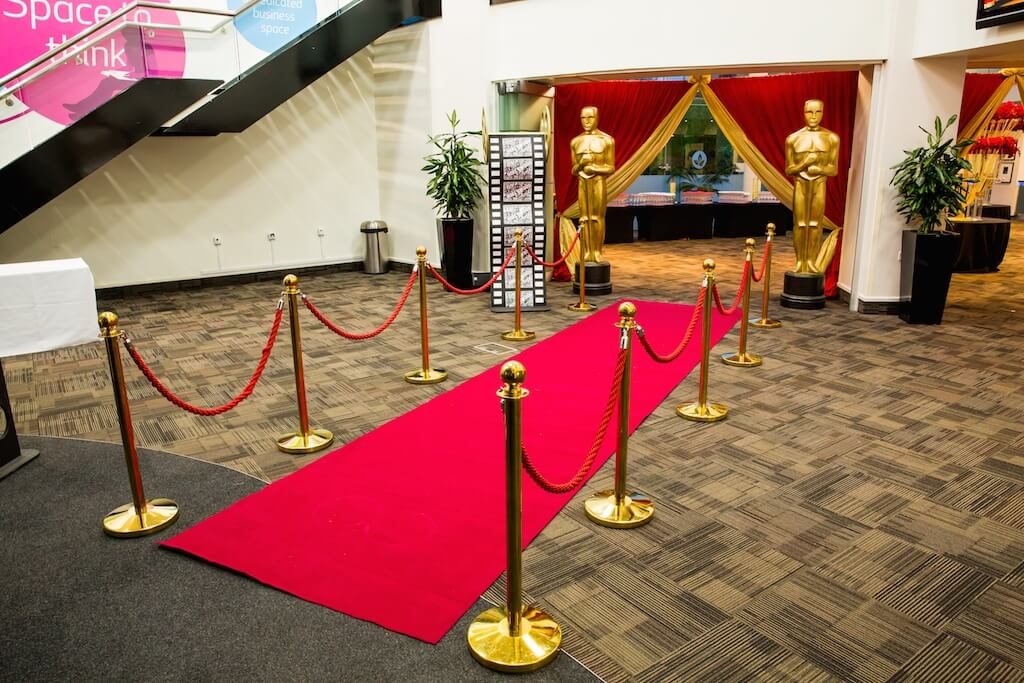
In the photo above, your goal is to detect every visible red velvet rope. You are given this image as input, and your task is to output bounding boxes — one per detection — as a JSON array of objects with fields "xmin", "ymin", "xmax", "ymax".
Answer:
[
  {"xmin": 524, "ymin": 229, "xmax": 581, "ymax": 269},
  {"xmin": 426, "ymin": 247, "xmax": 515, "ymax": 295},
  {"xmin": 712, "ymin": 261, "xmax": 750, "ymax": 315},
  {"xmin": 520, "ymin": 348, "xmax": 627, "ymax": 494},
  {"xmin": 751, "ymin": 241, "xmax": 771, "ymax": 283},
  {"xmin": 302, "ymin": 269, "xmax": 416, "ymax": 341},
  {"xmin": 124, "ymin": 303, "xmax": 284, "ymax": 416},
  {"xmin": 636, "ymin": 288, "xmax": 706, "ymax": 364}
]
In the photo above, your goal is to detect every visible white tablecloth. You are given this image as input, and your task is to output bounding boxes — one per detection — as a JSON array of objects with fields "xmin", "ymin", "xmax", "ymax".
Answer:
[{"xmin": 0, "ymin": 258, "xmax": 98, "ymax": 357}]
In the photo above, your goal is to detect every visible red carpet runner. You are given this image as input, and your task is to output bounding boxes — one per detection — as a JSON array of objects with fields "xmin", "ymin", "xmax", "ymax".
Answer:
[{"xmin": 163, "ymin": 299, "xmax": 739, "ymax": 643}]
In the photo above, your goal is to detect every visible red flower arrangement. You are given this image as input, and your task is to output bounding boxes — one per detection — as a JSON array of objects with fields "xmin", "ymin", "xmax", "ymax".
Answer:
[
  {"xmin": 970, "ymin": 136, "xmax": 1019, "ymax": 155},
  {"xmin": 994, "ymin": 101, "xmax": 1024, "ymax": 120}
]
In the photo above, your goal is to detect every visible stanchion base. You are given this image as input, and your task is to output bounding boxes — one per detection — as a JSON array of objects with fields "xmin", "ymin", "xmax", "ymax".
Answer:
[
  {"xmin": 721, "ymin": 351, "xmax": 763, "ymax": 367},
  {"xmin": 583, "ymin": 491, "xmax": 654, "ymax": 528},
  {"xmin": 676, "ymin": 402, "xmax": 729, "ymax": 422},
  {"xmin": 467, "ymin": 605, "xmax": 561, "ymax": 673},
  {"xmin": 750, "ymin": 318, "xmax": 782, "ymax": 329},
  {"xmin": 404, "ymin": 367, "xmax": 448, "ymax": 385},
  {"xmin": 103, "ymin": 498, "xmax": 179, "ymax": 537},
  {"xmin": 501, "ymin": 329, "xmax": 536, "ymax": 342},
  {"xmin": 276, "ymin": 428, "xmax": 335, "ymax": 454},
  {"xmin": 568, "ymin": 302, "xmax": 596, "ymax": 313},
  {"xmin": 0, "ymin": 448, "xmax": 40, "ymax": 481}
]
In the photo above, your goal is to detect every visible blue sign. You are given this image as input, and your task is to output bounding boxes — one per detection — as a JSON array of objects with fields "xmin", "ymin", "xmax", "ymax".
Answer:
[{"xmin": 230, "ymin": 0, "xmax": 317, "ymax": 53}]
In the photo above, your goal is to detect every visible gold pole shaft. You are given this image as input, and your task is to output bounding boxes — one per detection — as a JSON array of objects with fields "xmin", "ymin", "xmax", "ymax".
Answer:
[
  {"xmin": 286, "ymin": 285, "xmax": 311, "ymax": 439},
  {"xmin": 102, "ymin": 327, "xmax": 146, "ymax": 517},
  {"xmin": 759, "ymin": 237, "xmax": 773, "ymax": 323},
  {"xmin": 738, "ymin": 255, "xmax": 753, "ymax": 357},
  {"xmin": 418, "ymin": 252, "xmax": 430, "ymax": 374},
  {"xmin": 513, "ymin": 238, "xmax": 523, "ymax": 334},
  {"xmin": 697, "ymin": 273, "xmax": 713, "ymax": 410},
  {"xmin": 502, "ymin": 369, "xmax": 526, "ymax": 637},
  {"xmin": 578, "ymin": 227, "xmax": 588, "ymax": 308},
  {"xmin": 614, "ymin": 326, "xmax": 632, "ymax": 506}
]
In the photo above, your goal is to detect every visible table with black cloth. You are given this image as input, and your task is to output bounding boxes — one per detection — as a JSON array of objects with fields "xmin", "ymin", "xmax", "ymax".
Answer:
[
  {"xmin": 947, "ymin": 217, "xmax": 1012, "ymax": 273},
  {"xmin": 602, "ymin": 203, "xmax": 792, "ymax": 243},
  {"xmin": 982, "ymin": 204, "xmax": 1012, "ymax": 220}
]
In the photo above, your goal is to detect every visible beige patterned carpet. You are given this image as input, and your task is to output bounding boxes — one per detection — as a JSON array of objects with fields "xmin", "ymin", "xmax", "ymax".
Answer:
[{"xmin": 7, "ymin": 225, "xmax": 1024, "ymax": 682}]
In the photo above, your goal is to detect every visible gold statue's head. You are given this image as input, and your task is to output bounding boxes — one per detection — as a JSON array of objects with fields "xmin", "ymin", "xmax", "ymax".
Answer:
[
  {"xmin": 580, "ymin": 106, "xmax": 598, "ymax": 132},
  {"xmin": 803, "ymin": 99, "xmax": 824, "ymax": 129}
]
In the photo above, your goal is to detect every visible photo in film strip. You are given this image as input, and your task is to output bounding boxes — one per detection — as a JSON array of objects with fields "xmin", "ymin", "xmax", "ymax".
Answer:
[{"xmin": 488, "ymin": 133, "xmax": 548, "ymax": 311}]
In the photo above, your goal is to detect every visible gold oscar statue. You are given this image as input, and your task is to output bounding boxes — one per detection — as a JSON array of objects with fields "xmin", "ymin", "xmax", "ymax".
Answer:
[
  {"xmin": 781, "ymin": 99, "xmax": 840, "ymax": 310},
  {"xmin": 570, "ymin": 106, "xmax": 615, "ymax": 295}
]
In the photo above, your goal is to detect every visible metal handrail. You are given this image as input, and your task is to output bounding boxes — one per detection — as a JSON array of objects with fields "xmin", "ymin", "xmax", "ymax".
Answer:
[{"xmin": 0, "ymin": 0, "xmax": 263, "ymax": 100}]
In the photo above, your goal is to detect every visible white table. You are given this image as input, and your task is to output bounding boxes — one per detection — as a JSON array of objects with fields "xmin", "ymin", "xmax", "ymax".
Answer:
[{"xmin": 0, "ymin": 258, "xmax": 98, "ymax": 479}]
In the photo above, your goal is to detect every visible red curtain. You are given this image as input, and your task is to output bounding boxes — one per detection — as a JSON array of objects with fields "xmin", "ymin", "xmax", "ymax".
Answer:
[
  {"xmin": 712, "ymin": 71, "xmax": 858, "ymax": 228},
  {"xmin": 550, "ymin": 80, "xmax": 691, "ymax": 279},
  {"xmin": 553, "ymin": 80, "xmax": 692, "ymax": 214},
  {"xmin": 958, "ymin": 72, "xmax": 1007, "ymax": 135}
]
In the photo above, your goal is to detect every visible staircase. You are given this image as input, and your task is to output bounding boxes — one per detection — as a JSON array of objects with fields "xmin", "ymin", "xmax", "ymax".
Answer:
[{"xmin": 0, "ymin": 0, "xmax": 441, "ymax": 235}]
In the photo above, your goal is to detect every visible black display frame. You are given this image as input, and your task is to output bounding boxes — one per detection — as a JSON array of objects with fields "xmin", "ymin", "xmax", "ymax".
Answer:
[{"xmin": 977, "ymin": 0, "xmax": 1024, "ymax": 29}]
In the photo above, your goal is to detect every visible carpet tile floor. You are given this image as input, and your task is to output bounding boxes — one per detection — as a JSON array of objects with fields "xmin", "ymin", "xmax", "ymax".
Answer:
[{"xmin": 7, "ymin": 225, "xmax": 1024, "ymax": 681}]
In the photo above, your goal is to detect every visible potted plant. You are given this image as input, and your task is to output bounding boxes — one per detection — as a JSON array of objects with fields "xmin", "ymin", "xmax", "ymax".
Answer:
[
  {"xmin": 890, "ymin": 115, "xmax": 972, "ymax": 324},
  {"xmin": 422, "ymin": 110, "xmax": 485, "ymax": 289}
]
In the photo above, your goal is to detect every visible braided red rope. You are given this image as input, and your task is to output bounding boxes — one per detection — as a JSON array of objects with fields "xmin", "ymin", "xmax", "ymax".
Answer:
[
  {"xmin": 524, "ymin": 229, "xmax": 581, "ymax": 268},
  {"xmin": 636, "ymin": 288, "xmax": 706, "ymax": 364},
  {"xmin": 712, "ymin": 261, "xmax": 750, "ymax": 315},
  {"xmin": 520, "ymin": 348, "xmax": 627, "ymax": 494},
  {"xmin": 302, "ymin": 269, "xmax": 416, "ymax": 341},
  {"xmin": 124, "ymin": 303, "xmax": 284, "ymax": 416},
  {"xmin": 427, "ymin": 247, "xmax": 515, "ymax": 294},
  {"xmin": 751, "ymin": 241, "xmax": 771, "ymax": 283}
]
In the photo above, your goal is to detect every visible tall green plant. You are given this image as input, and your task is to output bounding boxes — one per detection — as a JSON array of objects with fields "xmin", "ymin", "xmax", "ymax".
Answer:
[
  {"xmin": 422, "ymin": 111, "xmax": 484, "ymax": 219},
  {"xmin": 890, "ymin": 115, "xmax": 973, "ymax": 233}
]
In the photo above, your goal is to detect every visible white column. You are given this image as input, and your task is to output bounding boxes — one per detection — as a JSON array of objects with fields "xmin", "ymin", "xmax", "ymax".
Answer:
[{"xmin": 846, "ymin": 17, "xmax": 967, "ymax": 311}]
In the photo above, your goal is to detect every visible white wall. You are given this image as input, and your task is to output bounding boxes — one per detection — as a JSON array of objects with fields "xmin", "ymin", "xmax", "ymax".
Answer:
[
  {"xmin": 483, "ymin": 0, "xmax": 893, "ymax": 81},
  {"xmin": 0, "ymin": 48, "xmax": 381, "ymax": 288},
  {"xmin": 914, "ymin": 0, "xmax": 1024, "ymax": 59}
]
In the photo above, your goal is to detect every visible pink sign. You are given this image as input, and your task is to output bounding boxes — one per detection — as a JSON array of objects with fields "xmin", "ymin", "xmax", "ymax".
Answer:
[{"xmin": 2, "ymin": 0, "xmax": 187, "ymax": 126}]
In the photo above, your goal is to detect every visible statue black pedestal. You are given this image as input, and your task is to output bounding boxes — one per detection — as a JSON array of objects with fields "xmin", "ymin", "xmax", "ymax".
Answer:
[
  {"xmin": 780, "ymin": 272, "xmax": 825, "ymax": 310},
  {"xmin": 0, "ymin": 357, "xmax": 39, "ymax": 480},
  {"xmin": 572, "ymin": 262, "xmax": 613, "ymax": 296}
]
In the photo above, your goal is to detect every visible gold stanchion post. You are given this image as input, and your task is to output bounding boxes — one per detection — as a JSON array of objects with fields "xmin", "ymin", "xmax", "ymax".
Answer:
[
  {"xmin": 751, "ymin": 223, "xmax": 782, "ymax": 329},
  {"xmin": 98, "ymin": 312, "xmax": 180, "ymax": 537},
  {"xmin": 468, "ymin": 361, "xmax": 561, "ymax": 672},
  {"xmin": 584, "ymin": 302, "xmax": 654, "ymax": 528},
  {"xmin": 277, "ymin": 274, "xmax": 335, "ymax": 454},
  {"xmin": 568, "ymin": 227, "xmax": 595, "ymax": 313},
  {"xmin": 677, "ymin": 259, "xmax": 729, "ymax": 422},
  {"xmin": 404, "ymin": 246, "xmax": 448, "ymax": 385},
  {"xmin": 722, "ymin": 239, "xmax": 763, "ymax": 368},
  {"xmin": 502, "ymin": 229, "xmax": 536, "ymax": 342}
]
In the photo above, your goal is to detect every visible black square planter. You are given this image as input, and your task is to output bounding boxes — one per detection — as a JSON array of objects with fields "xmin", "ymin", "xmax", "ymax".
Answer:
[{"xmin": 899, "ymin": 230, "xmax": 960, "ymax": 324}]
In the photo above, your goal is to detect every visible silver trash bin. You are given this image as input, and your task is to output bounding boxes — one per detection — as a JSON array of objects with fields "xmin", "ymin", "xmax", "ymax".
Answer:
[{"xmin": 360, "ymin": 220, "xmax": 389, "ymax": 274}]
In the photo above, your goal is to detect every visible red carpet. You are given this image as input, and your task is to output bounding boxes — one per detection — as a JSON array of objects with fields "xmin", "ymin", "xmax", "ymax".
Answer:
[{"xmin": 163, "ymin": 299, "xmax": 739, "ymax": 643}]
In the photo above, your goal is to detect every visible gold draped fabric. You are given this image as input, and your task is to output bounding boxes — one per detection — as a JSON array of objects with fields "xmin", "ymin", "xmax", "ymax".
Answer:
[
  {"xmin": 558, "ymin": 86, "xmax": 699, "ymax": 276},
  {"xmin": 957, "ymin": 71, "xmax": 1018, "ymax": 145},
  {"xmin": 698, "ymin": 79, "xmax": 840, "ymax": 231}
]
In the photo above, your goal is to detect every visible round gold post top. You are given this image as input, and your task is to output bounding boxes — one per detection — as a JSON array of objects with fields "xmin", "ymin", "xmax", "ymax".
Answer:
[
  {"xmin": 98, "ymin": 311, "xmax": 119, "ymax": 337},
  {"xmin": 416, "ymin": 245, "xmax": 427, "ymax": 259},
  {"xmin": 744, "ymin": 238, "xmax": 756, "ymax": 257},
  {"xmin": 498, "ymin": 360, "xmax": 528, "ymax": 400},
  {"xmin": 618, "ymin": 301, "xmax": 637, "ymax": 319},
  {"xmin": 514, "ymin": 228, "xmax": 523, "ymax": 239},
  {"xmin": 766, "ymin": 222, "xmax": 776, "ymax": 235},
  {"xmin": 703, "ymin": 258, "xmax": 716, "ymax": 273},
  {"xmin": 283, "ymin": 274, "xmax": 299, "ymax": 294},
  {"xmin": 501, "ymin": 360, "xmax": 526, "ymax": 385}
]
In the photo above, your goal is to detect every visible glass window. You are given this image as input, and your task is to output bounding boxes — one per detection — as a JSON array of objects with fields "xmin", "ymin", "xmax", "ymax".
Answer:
[{"xmin": 645, "ymin": 95, "xmax": 736, "ymax": 185}]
